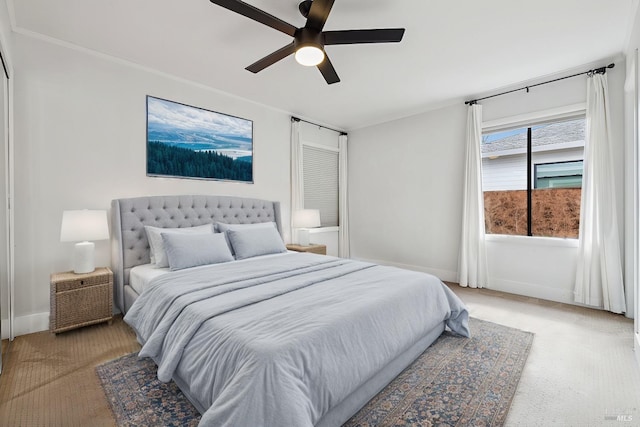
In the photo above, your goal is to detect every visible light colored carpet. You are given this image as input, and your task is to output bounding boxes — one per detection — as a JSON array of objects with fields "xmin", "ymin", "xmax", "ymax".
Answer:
[
  {"xmin": 1, "ymin": 285, "xmax": 638, "ymax": 426},
  {"xmin": 452, "ymin": 285, "xmax": 640, "ymax": 426}
]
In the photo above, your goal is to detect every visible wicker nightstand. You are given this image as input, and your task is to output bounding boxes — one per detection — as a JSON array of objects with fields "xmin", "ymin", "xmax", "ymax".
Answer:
[
  {"xmin": 286, "ymin": 243, "xmax": 327, "ymax": 255},
  {"xmin": 50, "ymin": 267, "xmax": 113, "ymax": 334}
]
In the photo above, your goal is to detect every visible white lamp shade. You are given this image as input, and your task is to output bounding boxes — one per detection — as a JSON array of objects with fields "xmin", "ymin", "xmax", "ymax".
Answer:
[
  {"xmin": 292, "ymin": 209, "xmax": 321, "ymax": 229},
  {"xmin": 60, "ymin": 210, "xmax": 109, "ymax": 242}
]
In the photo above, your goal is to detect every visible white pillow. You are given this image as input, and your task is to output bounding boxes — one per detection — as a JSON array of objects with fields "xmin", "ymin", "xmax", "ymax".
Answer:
[
  {"xmin": 227, "ymin": 227, "xmax": 287, "ymax": 260},
  {"xmin": 162, "ymin": 232, "xmax": 234, "ymax": 271},
  {"xmin": 215, "ymin": 222, "xmax": 277, "ymax": 254},
  {"xmin": 145, "ymin": 223, "xmax": 214, "ymax": 268}
]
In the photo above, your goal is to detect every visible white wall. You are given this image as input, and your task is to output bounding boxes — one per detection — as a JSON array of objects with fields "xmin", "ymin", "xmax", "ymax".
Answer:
[
  {"xmin": 349, "ymin": 58, "xmax": 627, "ymax": 309},
  {"xmin": 0, "ymin": 59, "xmax": 7, "ymax": 341},
  {"xmin": 624, "ymin": 0, "xmax": 640, "ymax": 366},
  {"xmin": 299, "ymin": 121, "xmax": 340, "ymax": 149},
  {"xmin": 10, "ymin": 33, "xmax": 292, "ymax": 336},
  {"xmin": 349, "ymin": 104, "xmax": 466, "ymax": 280},
  {"xmin": 0, "ymin": 3, "xmax": 13, "ymax": 340}
]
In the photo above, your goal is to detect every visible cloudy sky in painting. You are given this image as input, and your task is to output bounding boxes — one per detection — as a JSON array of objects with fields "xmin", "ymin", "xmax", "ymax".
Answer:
[{"xmin": 147, "ymin": 96, "xmax": 252, "ymax": 139}]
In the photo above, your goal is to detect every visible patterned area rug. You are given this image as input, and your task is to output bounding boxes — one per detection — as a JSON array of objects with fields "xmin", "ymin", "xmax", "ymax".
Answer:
[{"xmin": 96, "ymin": 317, "xmax": 533, "ymax": 426}]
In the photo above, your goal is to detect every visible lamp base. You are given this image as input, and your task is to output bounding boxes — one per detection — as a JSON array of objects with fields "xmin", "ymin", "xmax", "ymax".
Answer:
[
  {"xmin": 73, "ymin": 241, "xmax": 95, "ymax": 274},
  {"xmin": 298, "ymin": 229, "xmax": 311, "ymax": 246}
]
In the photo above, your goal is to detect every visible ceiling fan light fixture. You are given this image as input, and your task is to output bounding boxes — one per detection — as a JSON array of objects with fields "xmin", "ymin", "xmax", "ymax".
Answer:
[
  {"xmin": 295, "ymin": 45, "xmax": 325, "ymax": 66},
  {"xmin": 209, "ymin": 0, "xmax": 405, "ymax": 84}
]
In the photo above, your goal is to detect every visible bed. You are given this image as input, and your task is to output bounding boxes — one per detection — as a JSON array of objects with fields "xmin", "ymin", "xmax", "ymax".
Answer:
[{"xmin": 111, "ymin": 195, "xmax": 469, "ymax": 427}]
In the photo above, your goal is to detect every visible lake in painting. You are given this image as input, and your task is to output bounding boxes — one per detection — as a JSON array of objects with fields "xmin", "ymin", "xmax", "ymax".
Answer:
[{"xmin": 146, "ymin": 96, "xmax": 253, "ymax": 182}]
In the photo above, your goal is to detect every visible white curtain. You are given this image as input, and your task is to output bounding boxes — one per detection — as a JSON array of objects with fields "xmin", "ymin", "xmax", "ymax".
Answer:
[
  {"xmin": 290, "ymin": 119, "xmax": 304, "ymax": 243},
  {"xmin": 574, "ymin": 73, "xmax": 626, "ymax": 313},
  {"xmin": 457, "ymin": 104, "xmax": 488, "ymax": 288},
  {"xmin": 338, "ymin": 134, "xmax": 350, "ymax": 258}
]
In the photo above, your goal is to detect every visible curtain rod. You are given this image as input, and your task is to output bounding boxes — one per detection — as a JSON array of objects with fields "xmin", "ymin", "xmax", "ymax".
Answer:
[
  {"xmin": 291, "ymin": 116, "xmax": 347, "ymax": 136},
  {"xmin": 465, "ymin": 63, "xmax": 615, "ymax": 105}
]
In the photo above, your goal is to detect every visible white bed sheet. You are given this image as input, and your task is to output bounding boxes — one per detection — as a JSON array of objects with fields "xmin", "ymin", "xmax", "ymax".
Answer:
[{"xmin": 129, "ymin": 264, "xmax": 170, "ymax": 295}]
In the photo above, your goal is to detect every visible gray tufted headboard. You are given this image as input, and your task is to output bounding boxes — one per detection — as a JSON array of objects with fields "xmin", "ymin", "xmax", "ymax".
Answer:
[{"xmin": 111, "ymin": 195, "xmax": 282, "ymax": 313}]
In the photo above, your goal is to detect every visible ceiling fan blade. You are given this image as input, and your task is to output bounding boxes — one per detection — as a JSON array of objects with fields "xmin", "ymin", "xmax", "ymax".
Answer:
[
  {"xmin": 245, "ymin": 42, "xmax": 296, "ymax": 73},
  {"xmin": 317, "ymin": 54, "xmax": 340, "ymax": 84},
  {"xmin": 306, "ymin": 0, "xmax": 335, "ymax": 32},
  {"xmin": 323, "ymin": 28, "xmax": 405, "ymax": 45},
  {"xmin": 210, "ymin": 0, "xmax": 297, "ymax": 37}
]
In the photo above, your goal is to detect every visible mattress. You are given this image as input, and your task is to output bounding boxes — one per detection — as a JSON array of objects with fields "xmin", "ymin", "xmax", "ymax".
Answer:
[{"xmin": 129, "ymin": 264, "xmax": 169, "ymax": 294}]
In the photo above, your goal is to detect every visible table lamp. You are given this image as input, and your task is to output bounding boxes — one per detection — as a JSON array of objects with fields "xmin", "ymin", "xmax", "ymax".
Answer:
[
  {"xmin": 60, "ymin": 209, "xmax": 109, "ymax": 274},
  {"xmin": 292, "ymin": 209, "xmax": 321, "ymax": 246}
]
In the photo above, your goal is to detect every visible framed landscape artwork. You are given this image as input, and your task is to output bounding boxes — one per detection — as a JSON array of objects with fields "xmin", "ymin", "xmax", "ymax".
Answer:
[{"xmin": 146, "ymin": 96, "xmax": 253, "ymax": 183}]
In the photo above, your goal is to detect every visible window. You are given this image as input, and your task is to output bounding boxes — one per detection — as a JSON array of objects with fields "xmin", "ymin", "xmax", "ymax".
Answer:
[
  {"xmin": 481, "ymin": 116, "xmax": 585, "ymax": 238},
  {"xmin": 534, "ymin": 160, "xmax": 583, "ymax": 189},
  {"xmin": 302, "ymin": 144, "xmax": 339, "ymax": 227}
]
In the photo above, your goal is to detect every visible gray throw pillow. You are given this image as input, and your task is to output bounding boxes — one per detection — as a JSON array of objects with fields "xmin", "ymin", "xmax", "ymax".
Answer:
[
  {"xmin": 227, "ymin": 227, "xmax": 287, "ymax": 260},
  {"xmin": 215, "ymin": 222, "xmax": 277, "ymax": 254},
  {"xmin": 145, "ymin": 223, "xmax": 214, "ymax": 268},
  {"xmin": 161, "ymin": 232, "xmax": 234, "ymax": 271}
]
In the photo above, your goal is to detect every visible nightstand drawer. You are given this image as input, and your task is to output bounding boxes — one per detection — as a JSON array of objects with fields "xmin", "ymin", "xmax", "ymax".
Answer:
[{"xmin": 55, "ymin": 272, "xmax": 110, "ymax": 292}]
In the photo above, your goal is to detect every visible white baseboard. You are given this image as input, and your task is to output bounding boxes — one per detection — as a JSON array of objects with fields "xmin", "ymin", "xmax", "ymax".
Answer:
[
  {"xmin": 1, "ymin": 311, "xmax": 49, "ymax": 339},
  {"xmin": 1, "ymin": 307, "xmax": 124, "ymax": 339},
  {"xmin": 635, "ymin": 333, "xmax": 640, "ymax": 369},
  {"xmin": 351, "ymin": 257, "xmax": 581, "ymax": 307},
  {"xmin": 487, "ymin": 277, "xmax": 575, "ymax": 306},
  {"xmin": 0, "ymin": 317, "xmax": 7, "ymax": 340},
  {"xmin": 352, "ymin": 257, "xmax": 458, "ymax": 282}
]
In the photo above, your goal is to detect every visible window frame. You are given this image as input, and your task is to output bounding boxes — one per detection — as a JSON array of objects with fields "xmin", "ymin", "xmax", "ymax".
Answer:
[{"xmin": 481, "ymin": 103, "xmax": 586, "ymax": 239}]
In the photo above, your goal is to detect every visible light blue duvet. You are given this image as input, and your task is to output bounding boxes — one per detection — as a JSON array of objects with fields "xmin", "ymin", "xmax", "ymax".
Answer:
[{"xmin": 125, "ymin": 253, "xmax": 469, "ymax": 426}]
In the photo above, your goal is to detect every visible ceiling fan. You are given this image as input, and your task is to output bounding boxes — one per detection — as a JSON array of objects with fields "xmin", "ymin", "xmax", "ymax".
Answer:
[{"xmin": 209, "ymin": 0, "xmax": 405, "ymax": 84}]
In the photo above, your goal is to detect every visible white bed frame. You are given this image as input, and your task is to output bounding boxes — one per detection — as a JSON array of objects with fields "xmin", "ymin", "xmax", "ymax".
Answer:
[{"xmin": 111, "ymin": 194, "xmax": 444, "ymax": 426}]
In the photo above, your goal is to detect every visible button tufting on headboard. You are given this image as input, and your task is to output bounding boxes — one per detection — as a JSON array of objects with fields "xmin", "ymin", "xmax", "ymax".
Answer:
[{"xmin": 111, "ymin": 195, "xmax": 282, "ymax": 314}]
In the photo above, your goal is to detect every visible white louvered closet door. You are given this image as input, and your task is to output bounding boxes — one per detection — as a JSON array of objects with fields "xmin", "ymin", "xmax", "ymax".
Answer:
[{"xmin": 302, "ymin": 144, "xmax": 339, "ymax": 227}]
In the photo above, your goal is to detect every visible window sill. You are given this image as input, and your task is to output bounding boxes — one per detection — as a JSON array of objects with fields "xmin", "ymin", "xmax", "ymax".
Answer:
[
  {"xmin": 485, "ymin": 234, "xmax": 579, "ymax": 248},
  {"xmin": 309, "ymin": 226, "xmax": 339, "ymax": 234}
]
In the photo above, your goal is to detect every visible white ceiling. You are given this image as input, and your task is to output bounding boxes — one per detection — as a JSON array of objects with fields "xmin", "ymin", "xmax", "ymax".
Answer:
[{"xmin": 9, "ymin": 0, "xmax": 639, "ymax": 130}]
